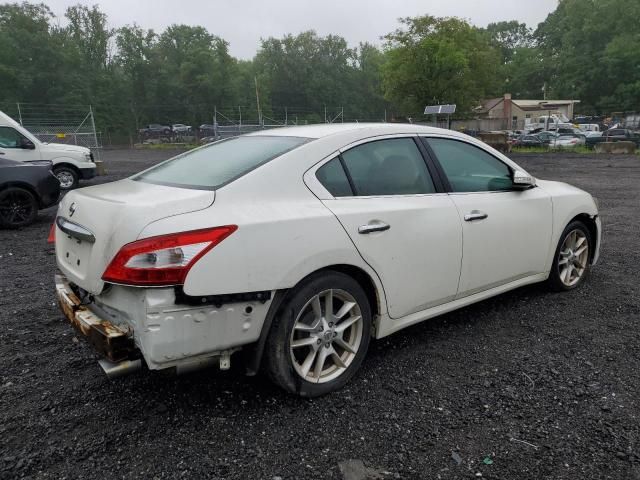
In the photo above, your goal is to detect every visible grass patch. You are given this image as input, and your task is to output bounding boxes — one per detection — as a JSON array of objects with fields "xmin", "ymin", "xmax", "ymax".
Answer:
[{"xmin": 512, "ymin": 145, "xmax": 593, "ymax": 154}]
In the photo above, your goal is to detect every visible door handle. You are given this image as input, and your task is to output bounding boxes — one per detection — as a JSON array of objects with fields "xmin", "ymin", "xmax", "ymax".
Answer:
[
  {"xmin": 464, "ymin": 210, "xmax": 488, "ymax": 222},
  {"xmin": 358, "ymin": 222, "xmax": 390, "ymax": 234}
]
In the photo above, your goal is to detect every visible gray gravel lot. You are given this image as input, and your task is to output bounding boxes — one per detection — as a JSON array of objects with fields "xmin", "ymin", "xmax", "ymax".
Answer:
[{"xmin": 1, "ymin": 148, "xmax": 639, "ymax": 479}]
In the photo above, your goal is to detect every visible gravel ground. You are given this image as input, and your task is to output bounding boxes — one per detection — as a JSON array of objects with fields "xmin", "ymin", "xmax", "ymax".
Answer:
[{"xmin": 1, "ymin": 149, "xmax": 639, "ymax": 480}]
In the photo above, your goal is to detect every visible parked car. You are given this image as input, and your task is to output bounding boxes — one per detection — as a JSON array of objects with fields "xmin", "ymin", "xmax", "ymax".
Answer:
[
  {"xmin": 577, "ymin": 123, "xmax": 600, "ymax": 133},
  {"xmin": 52, "ymin": 124, "xmax": 601, "ymax": 396},
  {"xmin": 139, "ymin": 124, "xmax": 171, "ymax": 138},
  {"xmin": 583, "ymin": 131, "xmax": 603, "ymax": 138},
  {"xmin": 172, "ymin": 124, "xmax": 192, "ymax": 134},
  {"xmin": 535, "ymin": 131, "xmax": 560, "ymax": 144},
  {"xmin": 551, "ymin": 135, "xmax": 583, "ymax": 148},
  {"xmin": 512, "ymin": 134, "xmax": 545, "ymax": 147},
  {"xmin": 0, "ymin": 111, "xmax": 96, "ymax": 190},
  {"xmin": 548, "ymin": 127, "xmax": 586, "ymax": 144},
  {"xmin": 586, "ymin": 128, "xmax": 640, "ymax": 148},
  {"xmin": 199, "ymin": 124, "xmax": 217, "ymax": 136},
  {"xmin": 0, "ymin": 158, "xmax": 60, "ymax": 228}
]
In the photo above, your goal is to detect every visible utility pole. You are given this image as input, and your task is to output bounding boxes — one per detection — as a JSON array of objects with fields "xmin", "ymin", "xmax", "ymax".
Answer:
[
  {"xmin": 16, "ymin": 103, "xmax": 23, "ymax": 125},
  {"xmin": 324, "ymin": 105, "xmax": 327, "ymax": 123},
  {"xmin": 254, "ymin": 76, "xmax": 262, "ymax": 126},
  {"xmin": 238, "ymin": 106, "xmax": 242, "ymax": 130},
  {"xmin": 285, "ymin": 107, "xmax": 288, "ymax": 125},
  {"xmin": 213, "ymin": 106, "xmax": 218, "ymax": 139}
]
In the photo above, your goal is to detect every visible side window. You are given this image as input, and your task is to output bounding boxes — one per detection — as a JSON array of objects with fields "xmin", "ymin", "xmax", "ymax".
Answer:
[
  {"xmin": 340, "ymin": 138, "xmax": 435, "ymax": 196},
  {"xmin": 0, "ymin": 126, "xmax": 24, "ymax": 148},
  {"xmin": 427, "ymin": 138, "xmax": 513, "ymax": 193},
  {"xmin": 316, "ymin": 157, "xmax": 353, "ymax": 197}
]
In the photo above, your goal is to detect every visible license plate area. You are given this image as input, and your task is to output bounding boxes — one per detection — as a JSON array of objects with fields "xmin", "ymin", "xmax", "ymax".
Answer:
[{"xmin": 60, "ymin": 236, "xmax": 92, "ymax": 278}]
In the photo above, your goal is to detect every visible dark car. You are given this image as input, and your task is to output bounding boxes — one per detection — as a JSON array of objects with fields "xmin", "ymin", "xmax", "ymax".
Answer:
[
  {"xmin": 586, "ymin": 128, "xmax": 640, "ymax": 148},
  {"xmin": 535, "ymin": 131, "xmax": 560, "ymax": 144},
  {"xmin": 0, "ymin": 158, "xmax": 60, "ymax": 228},
  {"xmin": 513, "ymin": 134, "xmax": 545, "ymax": 147},
  {"xmin": 138, "ymin": 124, "xmax": 172, "ymax": 138}
]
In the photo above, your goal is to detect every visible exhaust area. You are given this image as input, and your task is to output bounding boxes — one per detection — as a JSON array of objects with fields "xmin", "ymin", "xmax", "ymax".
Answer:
[{"xmin": 98, "ymin": 358, "xmax": 142, "ymax": 378}]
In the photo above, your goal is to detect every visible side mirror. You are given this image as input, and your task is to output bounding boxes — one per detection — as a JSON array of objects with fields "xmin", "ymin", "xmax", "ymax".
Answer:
[
  {"xmin": 20, "ymin": 138, "xmax": 35, "ymax": 150},
  {"xmin": 512, "ymin": 170, "xmax": 536, "ymax": 188}
]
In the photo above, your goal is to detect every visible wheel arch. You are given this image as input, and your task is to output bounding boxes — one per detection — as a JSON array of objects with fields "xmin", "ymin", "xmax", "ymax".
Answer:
[
  {"xmin": 243, "ymin": 263, "xmax": 384, "ymax": 376},
  {"xmin": 0, "ymin": 182, "xmax": 41, "ymax": 205},
  {"xmin": 569, "ymin": 213, "xmax": 599, "ymax": 264},
  {"xmin": 52, "ymin": 161, "xmax": 80, "ymax": 175}
]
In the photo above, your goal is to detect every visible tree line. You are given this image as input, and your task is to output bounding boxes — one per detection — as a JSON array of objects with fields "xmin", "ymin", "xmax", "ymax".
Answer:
[{"xmin": 0, "ymin": 0, "xmax": 638, "ymax": 140}]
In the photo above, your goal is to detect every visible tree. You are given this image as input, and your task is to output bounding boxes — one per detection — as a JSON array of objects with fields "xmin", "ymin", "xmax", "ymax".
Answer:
[
  {"xmin": 382, "ymin": 16, "xmax": 501, "ymax": 116},
  {"xmin": 536, "ymin": 0, "xmax": 640, "ymax": 112},
  {"xmin": 486, "ymin": 21, "xmax": 534, "ymax": 64},
  {"xmin": 0, "ymin": 3, "xmax": 67, "ymax": 104}
]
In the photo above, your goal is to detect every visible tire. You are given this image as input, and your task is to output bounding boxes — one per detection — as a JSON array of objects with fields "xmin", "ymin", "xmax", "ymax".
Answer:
[
  {"xmin": 264, "ymin": 271, "xmax": 372, "ymax": 397},
  {"xmin": 547, "ymin": 220, "xmax": 592, "ymax": 292},
  {"xmin": 53, "ymin": 166, "xmax": 79, "ymax": 190},
  {"xmin": 0, "ymin": 187, "xmax": 38, "ymax": 228}
]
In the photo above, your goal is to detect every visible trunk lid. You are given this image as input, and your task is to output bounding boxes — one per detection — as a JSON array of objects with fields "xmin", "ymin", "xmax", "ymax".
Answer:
[{"xmin": 55, "ymin": 179, "xmax": 215, "ymax": 294}]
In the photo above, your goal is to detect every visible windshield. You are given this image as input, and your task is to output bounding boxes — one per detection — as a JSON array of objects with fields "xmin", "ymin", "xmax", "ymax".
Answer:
[{"xmin": 133, "ymin": 135, "xmax": 309, "ymax": 190}]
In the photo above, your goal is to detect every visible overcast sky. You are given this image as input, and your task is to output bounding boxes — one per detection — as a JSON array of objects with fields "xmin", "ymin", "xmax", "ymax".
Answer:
[{"xmin": 43, "ymin": 0, "xmax": 559, "ymax": 59}]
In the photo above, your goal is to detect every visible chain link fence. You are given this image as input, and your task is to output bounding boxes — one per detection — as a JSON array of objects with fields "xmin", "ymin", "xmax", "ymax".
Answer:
[{"xmin": 6, "ymin": 103, "xmax": 103, "ymax": 160}]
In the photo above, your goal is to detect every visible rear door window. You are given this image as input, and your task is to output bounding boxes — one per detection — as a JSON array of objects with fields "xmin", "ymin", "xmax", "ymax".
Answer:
[
  {"xmin": 316, "ymin": 158, "xmax": 353, "ymax": 197},
  {"xmin": 134, "ymin": 136, "xmax": 309, "ymax": 190},
  {"xmin": 340, "ymin": 138, "xmax": 436, "ymax": 196}
]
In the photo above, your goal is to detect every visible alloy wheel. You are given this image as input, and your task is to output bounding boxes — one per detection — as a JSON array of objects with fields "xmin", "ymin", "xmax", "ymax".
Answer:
[
  {"xmin": 290, "ymin": 288, "xmax": 364, "ymax": 384},
  {"xmin": 56, "ymin": 171, "xmax": 75, "ymax": 189},
  {"xmin": 0, "ymin": 190, "xmax": 36, "ymax": 226},
  {"xmin": 558, "ymin": 229, "xmax": 589, "ymax": 287}
]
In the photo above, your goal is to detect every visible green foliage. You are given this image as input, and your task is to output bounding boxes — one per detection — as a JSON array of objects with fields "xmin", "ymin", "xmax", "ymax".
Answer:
[
  {"xmin": 381, "ymin": 16, "xmax": 501, "ymax": 115},
  {"xmin": 536, "ymin": 0, "xmax": 640, "ymax": 112},
  {"xmin": 0, "ymin": 0, "xmax": 638, "ymax": 140}
]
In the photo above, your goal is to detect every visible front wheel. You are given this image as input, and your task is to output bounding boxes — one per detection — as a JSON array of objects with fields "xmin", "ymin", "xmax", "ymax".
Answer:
[
  {"xmin": 0, "ymin": 187, "xmax": 38, "ymax": 228},
  {"xmin": 264, "ymin": 271, "xmax": 372, "ymax": 397},
  {"xmin": 53, "ymin": 166, "xmax": 79, "ymax": 190},
  {"xmin": 547, "ymin": 221, "xmax": 591, "ymax": 291}
]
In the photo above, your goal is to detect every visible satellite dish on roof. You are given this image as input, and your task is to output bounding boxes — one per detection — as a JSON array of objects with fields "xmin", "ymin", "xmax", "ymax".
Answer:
[{"xmin": 424, "ymin": 104, "xmax": 456, "ymax": 115}]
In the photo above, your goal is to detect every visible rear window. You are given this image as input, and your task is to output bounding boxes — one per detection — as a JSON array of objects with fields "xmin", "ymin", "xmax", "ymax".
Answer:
[{"xmin": 133, "ymin": 136, "xmax": 309, "ymax": 190}]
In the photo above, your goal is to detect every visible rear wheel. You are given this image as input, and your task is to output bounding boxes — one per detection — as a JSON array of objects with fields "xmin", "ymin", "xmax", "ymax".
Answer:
[
  {"xmin": 53, "ymin": 166, "xmax": 79, "ymax": 190},
  {"xmin": 264, "ymin": 271, "xmax": 371, "ymax": 397},
  {"xmin": 547, "ymin": 221, "xmax": 591, "ymax": 291},
  {"xmin": 0, "ymin": 187, "xmax": 38, "ymax": 228}
]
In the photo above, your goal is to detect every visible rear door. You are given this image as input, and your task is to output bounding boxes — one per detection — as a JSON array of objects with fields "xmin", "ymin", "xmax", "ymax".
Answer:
[
  {"xmin": 310, "ymin": 135, "xmax": 462, "ymax": 319},
  {"xmin": 423, "ymin": 137, "xmax": 552, "ymax": 298}
]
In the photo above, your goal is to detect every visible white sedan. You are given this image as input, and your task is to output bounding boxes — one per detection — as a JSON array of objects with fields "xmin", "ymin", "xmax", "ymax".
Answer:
[{"xmin": 52, "ymin": 124, "xmax": 601, "ymax": 396}]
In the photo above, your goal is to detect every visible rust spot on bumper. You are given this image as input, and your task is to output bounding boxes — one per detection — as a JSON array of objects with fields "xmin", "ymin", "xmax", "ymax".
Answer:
[{"xmin": 55, "ymin": 274, "xmax": 135, "ymax": 362}]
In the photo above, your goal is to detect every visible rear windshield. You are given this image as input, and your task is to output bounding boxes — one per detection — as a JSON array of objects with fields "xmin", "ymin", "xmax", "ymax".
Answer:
[{"xmin": 133, "ymin": 136, "xmax": 309, "ymax": 190}]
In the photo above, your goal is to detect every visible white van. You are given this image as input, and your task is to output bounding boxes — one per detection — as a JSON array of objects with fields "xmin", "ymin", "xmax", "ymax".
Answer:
[
  {"xmin": 577, "ymin": 123, "xmax": 600, "ymax": 132},
  {"xmin": 0, "ymin": 111, "xmax": 96, "ymax": 189}
]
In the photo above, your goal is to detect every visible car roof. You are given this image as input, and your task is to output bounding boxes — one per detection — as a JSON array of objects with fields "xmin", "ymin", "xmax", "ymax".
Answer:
[{"xmin": 244, "ymin": 122, "xmax": 458, "ymax": 139}]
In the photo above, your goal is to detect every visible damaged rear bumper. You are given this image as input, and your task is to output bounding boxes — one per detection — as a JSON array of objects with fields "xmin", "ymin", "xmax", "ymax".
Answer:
[{"xmin": 55, "ymin": 274, "xmax": 138, "ymax": 362}]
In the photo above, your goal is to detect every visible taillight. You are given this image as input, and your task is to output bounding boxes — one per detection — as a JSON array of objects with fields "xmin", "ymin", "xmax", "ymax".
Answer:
[
  {"xmin": 47, "ymin": 221, "xmax": 56, "ymax": 244},
  {"xmin": 102, "ymin": 226, "xmax": 237, "ymax": 286}
]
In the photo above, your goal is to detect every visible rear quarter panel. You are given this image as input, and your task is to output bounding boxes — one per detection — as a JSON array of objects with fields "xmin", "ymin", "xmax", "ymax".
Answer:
[{"xmin": 138, "ymin": 142, "xmax": 387, "ymax": 314}]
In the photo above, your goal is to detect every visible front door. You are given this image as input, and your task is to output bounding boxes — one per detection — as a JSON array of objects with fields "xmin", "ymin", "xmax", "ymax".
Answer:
[
  {"xmin": 424, "ymin": 137, "xmax": 552, "ymax": 297},
  {"xmin": 0, "ymin": 126, "xmax": 40, "ymax": 162},
  {"xmin": 313, "ymin": 136, "xmax": 463, "ymax": 319}
]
